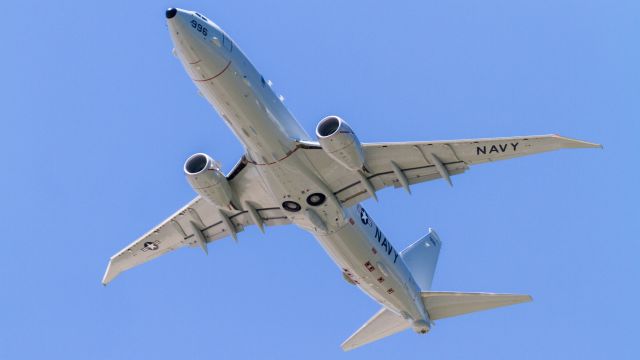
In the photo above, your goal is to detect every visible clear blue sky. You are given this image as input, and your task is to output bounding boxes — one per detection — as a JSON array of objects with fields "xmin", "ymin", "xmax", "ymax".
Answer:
[{"xmin": 1, "ymin": 1, "xmax": 637, "ymax": 358}]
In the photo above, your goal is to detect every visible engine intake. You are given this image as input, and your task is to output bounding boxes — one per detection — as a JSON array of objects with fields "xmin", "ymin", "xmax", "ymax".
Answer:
[
  {"xmin": 315, "ymin": 116, "xmax": 366, "ymax": 171},
  {"xmin": 184, "ymin": 153, "xmax": 239, "ymax": 210}
]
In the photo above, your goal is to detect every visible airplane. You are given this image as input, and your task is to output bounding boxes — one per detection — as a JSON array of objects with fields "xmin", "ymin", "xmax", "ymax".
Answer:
[{"xmin": 102, "ymin": 7, "xmax": 601, "ymax": 350}]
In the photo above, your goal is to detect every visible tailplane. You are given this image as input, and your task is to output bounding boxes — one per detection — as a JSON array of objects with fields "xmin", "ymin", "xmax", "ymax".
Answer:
[
  {"xmin": 342, "ymin": 292, "xmax": 531, "ymax": 351},
  {"xmin": 421, "ymin": 292, "xmax": 532, "ymax": 320},
  {"xmin": 341, "ymin": 308, "xmax": 408, "ymax": 351}
]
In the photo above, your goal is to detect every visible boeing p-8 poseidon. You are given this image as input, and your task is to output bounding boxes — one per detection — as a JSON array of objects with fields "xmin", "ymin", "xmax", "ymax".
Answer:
[{"xmin": 103, "ymin": 8, "xmax": 600, "ymax": 350}]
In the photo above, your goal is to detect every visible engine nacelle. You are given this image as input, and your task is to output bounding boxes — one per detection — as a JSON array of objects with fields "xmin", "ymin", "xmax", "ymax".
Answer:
[
  {"xmin": 315, "ymin": 116, "xmax": 365, "ymax": 171},
  {"xmin": 184, "ymin": 153, "xmax": 238, "ymax": 210}
]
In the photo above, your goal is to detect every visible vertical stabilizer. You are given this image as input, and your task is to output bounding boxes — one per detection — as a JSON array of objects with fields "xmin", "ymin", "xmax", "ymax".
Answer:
[{"xmin": 400, "ymin": 228, "xmax": 441, "ymax": 290}]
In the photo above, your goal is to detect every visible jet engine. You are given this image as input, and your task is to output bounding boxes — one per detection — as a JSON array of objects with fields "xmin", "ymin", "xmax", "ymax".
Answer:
[
  {"xmin": 184, "ymin": 153, "xmax": 239, "ymax": 210},
  {"xmin": 315, "ymin": 116, "xmax": 366, "ymax": 171}
]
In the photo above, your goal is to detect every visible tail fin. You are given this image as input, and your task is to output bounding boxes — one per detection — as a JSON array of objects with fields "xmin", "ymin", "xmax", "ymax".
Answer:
[
  {"xmin": 421, "ymin": 292, "xmax": 532, "ymax": 320},
  {"xmin": 341, "ymin": 230, "xmax": 532, "ymax": 351},
  {"xmin": 401, "ymin": 228, "xmax": 441, "ymax": 290},
  {"xmin": 341, "ymin": 308, "xmax": 409, "ymax": 351}
]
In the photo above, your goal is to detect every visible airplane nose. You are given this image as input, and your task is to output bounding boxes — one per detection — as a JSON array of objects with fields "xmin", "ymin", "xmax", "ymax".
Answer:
[{"xmin": 166, "ymin": 8, "xmax": 177, "ymax": 19}]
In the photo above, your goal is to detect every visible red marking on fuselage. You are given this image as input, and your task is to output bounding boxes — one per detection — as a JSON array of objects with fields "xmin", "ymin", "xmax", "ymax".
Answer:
[{"xmin": 192, "ymin": 60, "xmax": 232, "ymax": 82}]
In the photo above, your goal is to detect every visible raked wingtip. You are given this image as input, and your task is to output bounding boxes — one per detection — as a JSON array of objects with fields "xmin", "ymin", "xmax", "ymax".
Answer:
[
  {"xmin": 551, "ymin": 134, "xmax": 602, "ymax": 149},
  {"xmin": 101, "ymin": 261, "xmax": 118, "ymax": 286}
]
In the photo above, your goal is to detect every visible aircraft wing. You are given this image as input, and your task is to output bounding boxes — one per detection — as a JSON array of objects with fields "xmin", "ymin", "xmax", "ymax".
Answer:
[
  {"xmin": 102, "ymin": 159, "xmax": 290, "ymax": 285},
  {"xmin": 301, "ymin": 135, "xmax": 600, "ymax": 207}
]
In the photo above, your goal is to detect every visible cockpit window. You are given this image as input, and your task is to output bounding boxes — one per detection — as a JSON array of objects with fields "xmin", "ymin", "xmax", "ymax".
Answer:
[{"xmin": 195, "ymin": 12, "xmax": 208, "ymax": 21}]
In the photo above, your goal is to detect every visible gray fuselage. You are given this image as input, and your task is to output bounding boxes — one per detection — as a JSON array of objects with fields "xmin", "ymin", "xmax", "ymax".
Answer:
[{"xmin": 168, "ymin": 9, "xmax": 430, "ymax": 329}]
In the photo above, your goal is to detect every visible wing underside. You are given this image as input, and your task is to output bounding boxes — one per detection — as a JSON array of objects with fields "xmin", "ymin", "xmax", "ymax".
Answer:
[
  {"xmin": 104, "ymin": 134, "xmax": 599, "ymax": 284},
  {"xmin": 102, "ymin": 160, "xmax": 290, "ymax": 284},
  {"xmin": 301, "ymin": 134, "xmax": 600, "ymax": 207}
]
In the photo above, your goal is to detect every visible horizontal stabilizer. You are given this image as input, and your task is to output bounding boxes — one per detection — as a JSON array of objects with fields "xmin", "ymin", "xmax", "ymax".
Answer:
[
  {"xmin": 341, "ymin": 308, "xmax": 409, "ymax": 351},
  {"xmin": 422, "ymin": 292, "xmax": 532, "ymax": 320}
]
